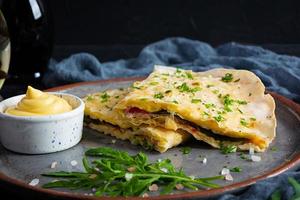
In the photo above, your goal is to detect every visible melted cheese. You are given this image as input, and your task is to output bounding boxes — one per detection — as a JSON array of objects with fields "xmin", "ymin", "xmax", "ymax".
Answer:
[
  {"xmin": 83, "ymin": 88, "xmax": 190, "ymax": 152},
  {"xmin": 115, "ymin": 65, "xmax": 276, "ymax": 151}
]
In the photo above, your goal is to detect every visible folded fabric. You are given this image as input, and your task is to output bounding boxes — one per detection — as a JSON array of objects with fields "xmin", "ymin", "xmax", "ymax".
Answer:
[{"xmin": 43, "ymin": 37, "xmax": 300, "ymax": 102}]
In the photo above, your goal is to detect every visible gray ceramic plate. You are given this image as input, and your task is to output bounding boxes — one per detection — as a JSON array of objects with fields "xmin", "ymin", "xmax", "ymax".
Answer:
[{"xmin": 1, "ymin": 78, "xmax": 300, "ymax": 200}]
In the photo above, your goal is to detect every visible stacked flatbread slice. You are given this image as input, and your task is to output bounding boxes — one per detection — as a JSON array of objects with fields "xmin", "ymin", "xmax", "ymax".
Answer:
[{"xmin": 84, "ymin": 65, "xmax": 276, "ymax": 152}]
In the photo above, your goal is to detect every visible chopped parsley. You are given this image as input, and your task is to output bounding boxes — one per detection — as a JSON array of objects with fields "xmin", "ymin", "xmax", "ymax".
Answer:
[
  {"xmin": 237, "ymin": 108, "xmax": 243, "ymax": 114},
  {"xmin": 221, "ymin": 73, "xmax": 233, "ymax": 82},
  {"xmin": 191, "ymin": 99, "xmax": 202, "ymax": 104},
  {"xmin": 150, "ymin": 82, "xmax": 159, "ymax": 86},
  {"xmin": 177, "ymin": 82, "xmax": 190, "ymax": 92},
  {"xmin": 86, "ymin": 96, "xmax": 93, "ymax": 101},
  {"xmin": 180, "ymin": 147, "xmax": 192, "ymax": 155},
  {"xmin": 220, "ymin": 144, "xmax": 237, "ymax": 154},
  {"xmin": 214, "ymin": 115, "xmax": 224, "ymax": 122},
  {"xmin": 190, "ymin": 87, "xmax": 202, "ymax": 93},
  {"xmin": 114, "ymin": 96, "xmax": 120, "ymax": 99},
  {"xmin": 131, "ymin": 85, "xmax": 141, "ymax": 89},
  {"xmin": 203, "ymin": 111, "xmax": 210, "ymax": 116},
  {"xmin": 205, "ymin": 103, "xmax": 216, "ymax": 109},
  {"xmin": 186, "ymin": 72, "xmax": 193, "ymax": 79},
  {"xmin": 236, "ymin": 100, "xmax": 247, "ymax": 105},
  {"xmin": 230, "ymin": 167, "xmax": 242, "ymax": 172},
  {"xmin": 172, "ymin": 100, "xmax": 179, "ymax": 104},
  {"xmin": 240, "ymin": 118, "xmax": 249, "ymax": 127},
  {"xmin": 176, "ymin": 68, "xmax": 182, "ymax": 73},
  {"xmin": 100, "ymin": 92, "xmax": 110, "ymax": 103},
  {"xmin": 154, "ymin": 93, "xmax": 164, "ymax": 99},
  {"xmin": 250, "ymin": 117, "xmax": 256, "ymax": 121},
  {"xmin": 212, "ymin": 90, "xmax": 219, "ymax": 94},
  {"xmin": 271, "ymin": 146, "xmax": 278, "ymax": 152}
]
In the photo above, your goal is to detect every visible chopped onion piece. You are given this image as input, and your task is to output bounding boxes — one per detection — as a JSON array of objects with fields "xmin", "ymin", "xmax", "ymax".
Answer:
[
  {"xmin": 50, "ymin": 161, "xmax": 58, "ymax": 169},
  {"xmin": 251, "ymin": 155, "xmax": 261, "ymax": 162},
  {"xmin": 29, "ymin": 178, "xmax": 39, "ymax": 186},
  {"xmin": 225, "ymin": 174, "xmax": 234, "ymax": 181},
  {"xmin": 221, "ymin": 168, "xmax": 230, "ymax": 175},
  {"xmin": 202, "ymin": 157, "xmax": 207, "ymax": 164}
]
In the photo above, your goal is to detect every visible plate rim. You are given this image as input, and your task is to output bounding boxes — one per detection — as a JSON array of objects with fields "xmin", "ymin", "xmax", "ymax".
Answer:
[{"xmin": 1, "ymin": 77, "xmax": 300, "ymax": 200}]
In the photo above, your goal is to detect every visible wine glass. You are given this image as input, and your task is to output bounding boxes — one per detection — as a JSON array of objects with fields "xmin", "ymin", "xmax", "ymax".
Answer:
[{"xmin": 0, "ymin": 9, "xmax": 10, "ymax": 101}]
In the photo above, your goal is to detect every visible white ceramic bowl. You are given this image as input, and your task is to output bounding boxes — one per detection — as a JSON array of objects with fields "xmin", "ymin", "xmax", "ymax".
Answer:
[{"xmin": 0, "ymin": 92, "xmax": 84, "ymax": 154}]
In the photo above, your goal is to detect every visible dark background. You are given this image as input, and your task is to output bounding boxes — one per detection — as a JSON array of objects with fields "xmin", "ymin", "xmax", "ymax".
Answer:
[{"xmin": 49, "ymin": 0, "xmax": 300, "ymax": 60}]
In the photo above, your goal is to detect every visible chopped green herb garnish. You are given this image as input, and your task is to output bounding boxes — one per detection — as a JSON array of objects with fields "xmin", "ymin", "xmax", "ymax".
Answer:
[
  {"xmin": 177, "ymin": 82, "xmax": 190, "ymax": 92},
  {"xmin": 154, "ymin": 93, "xmax": 164, "ymax": 99},
  {"xmin": 220, "ymin": 144, "xmax": 237, "ymax": 154},
  {"xmin": 212, "ymin": 90, "xmax": 219, "ymax": 94},
  {"xmin": 190, "ymin": 87, "xmax": 202, "ymax": 93},
  {"xmin": 240, "ymin": 118, "xmax": 249, "ymax": 127},
  {"xmin": 100, "ymin": 92, "xmax": 110, "ymax": 103},
  {"xmin": 270, "ymin": 146, "xmax": 278, "ymax": 152},
  {"xmin": 237, "ymin": 108, "xmax": 243, "ymax": 114},
  {"xmin": 236, "ymin": 100, "xmax": 247, "ymax": 105},
  {"xmin": 218, "ymin": 94, "xmax": 222, "ymax": 98},
  {"xmin": 150, "ymin": 82, "xmax": 159, "ymax": 85},
  {"xmin": 176, "ymin": 68, "xmax": 182, "ymax": 73},
  {"xmin": 206, "ymin": 84, "xmax": 214, "ymax": 88},
  {"xmin": 180, "ymin": 147, "xmax": 192, "ymax": 155},
  {"xmin": 230, "ymin": 167, "xmax": 242, "ymax": 172},
  {"xmin": 250, "ymin": 117, "xmax": 256, "ymax": 121},
  {"xmin": 221, "ymin": 73, "xmax": 233, "ymax": 82},
  {"xmin": 165, "ymin": 90, "xmax": 172, "ymax": 94},
  {"xmin": 214, "ymin": 115, "xmax": 224, "ymax": 122},
  {"xmin": 203, "ymin": 111, "xmax": 210, "ymax": 116},
  {"xmin": 87, "ymin": 96, "xmax": 94, "ymax": 101},
  {"xmin": 131, "ymin": 85, "xmax": 141, "ymax": 89},
  {"xmin": 239, "ymin": 153, "xmax": 249, "ymax": 160},
  {"xmin": 186, "ymin": 72, "xmax": 193, "ymax": 79},
  {"xmin": 191, "ymin": 99, "xmax": 202, "ymax": 104},
  {"xmin": 42, "ymin": 147, "xmax": 223, "ymax": 197},
  {"xmin": 172, "ymin": 100, "xmax": 179, "ymax": 104},
  {"xmin": 205, "ymin": 103, "xmax": 215, "ymax": 109},
  {"xmin": 162, "ymin": 73, "xmax": 170, "ymax": 76}
]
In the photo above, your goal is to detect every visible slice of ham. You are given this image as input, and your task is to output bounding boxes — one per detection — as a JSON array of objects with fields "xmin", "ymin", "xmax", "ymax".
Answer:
[{"xmin": 125, "ymin": 107, "xmax": 149, "ymax": 115}]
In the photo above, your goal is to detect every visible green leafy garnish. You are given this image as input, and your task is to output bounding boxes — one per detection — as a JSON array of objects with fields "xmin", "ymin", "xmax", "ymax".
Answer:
[
  {"xmin": 240, "ymin": 118, "xmax": 249, "ymax": 127},
  {"xmin": 230, "ymin": 167, "xmax": 242, "ymax": 173},
  {"xmin": 270, "ymin": 146, "xmax": 278, "ymax": 152},
  {"xmin": 214, "ymin": 115, "xmax": 224, "ymax": 122},
  {"xmin": 100, "ymin": 92, "xmax": 110, "ymax": 103},
  {"xmin": 42, "ymin": 147, "xmax": 223, "ymax": 197},
  {"xmin": 180, "ymin": 147, "xmax": 192, "ymax": 155},
  {"xmin": 186, "ymin": 72, "xmax": 193, "ymax": 79},
  {"xmin": 165, "ymin": 90, "xmax": 172, "ymax": 94},
  {"xmin": 205, "ymin": 103, "xmax": 215, "ymax": 109},
  {"xmin": 154, "ymin": 93, "xmax": 164, "ymax": 99},
  {"xmin": 87, "ymin": 96, "xmax": 94, "ymax": 101},
  {"xmin": 270, "ymin": 189, "xmax": 281, "ymax": 200},
  {"xmin": 221, "ymin": 73, "xmax": 233, "ymax": 82},
  {"xmin": 220, "ymin": 144, "xmax": 237, "ymax": 154},
  {"xmin": 236, "ymin": 100, "xmax": 247, "ymax": 105},
  {"xmin": 191, "ymin": 99, "xmax": 202, "ymax": 104},
  {"xmin": 177, "ymin": 83, "xmax": 190, "ymax": 92},
  {"xmin": 172, "ymin": 100, "xmax": 179, "ymax": 104},
  {"xmin": 288, "ymin": 177, "xmax": 300, "ymax": 200}
]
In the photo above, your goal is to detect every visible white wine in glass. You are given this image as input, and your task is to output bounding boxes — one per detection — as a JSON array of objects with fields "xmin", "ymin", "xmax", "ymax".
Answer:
[{"xmin": 0, "ymin": 9, "xmax": 10, "ymax": 92}]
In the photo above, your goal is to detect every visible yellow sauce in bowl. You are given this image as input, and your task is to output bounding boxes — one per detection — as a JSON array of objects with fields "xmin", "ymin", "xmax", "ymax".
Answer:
[{"xmin": 5, "ymin": 86, "xmax": 72, "ymax": 116}]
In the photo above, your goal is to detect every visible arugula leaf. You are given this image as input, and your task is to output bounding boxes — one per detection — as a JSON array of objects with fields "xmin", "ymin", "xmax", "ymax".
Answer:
[
  {"xmin": 288, "ymin": 177, "xmax": 300, "ymax": 200},
  {"xmin": 270, "ymin": 189, "xmax": 281, "ymax": 200},
  {"xmin": 42, "ymin": 147, "xmax": 223, "ymax": 197}
]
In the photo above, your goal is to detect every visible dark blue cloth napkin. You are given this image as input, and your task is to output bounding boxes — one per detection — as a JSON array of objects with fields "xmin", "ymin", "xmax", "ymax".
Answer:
[
  {"xmin": 44, "ymin": 37, "xmax": 300, "ymax": 199},
  {"xmin": 44, "ymin": 37, "xmax": 300, "ymax": 102}
]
